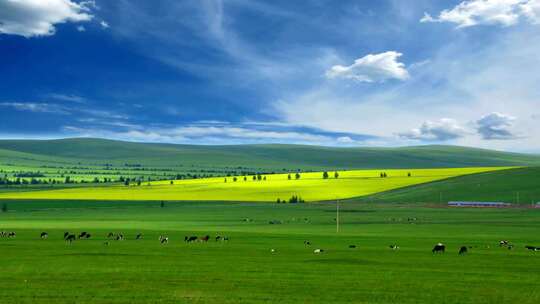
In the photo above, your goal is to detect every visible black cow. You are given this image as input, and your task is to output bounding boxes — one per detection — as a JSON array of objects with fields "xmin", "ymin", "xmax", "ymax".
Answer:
[
  {"xmin": 349, "ymin": 245, "xmax": 357, "ymax": 249},
  {"xmin": 185, "ymin": 236, "xmax": 197, "ymax": 242},
  {"xmin": 458, "ymin": 246, "xmax": 468, "ymax": 255},
  {"xmin": 78, "ymin": 232, "xmax": 88, "ymax": 239},
  {"xmin": 65, "ymin": 234, "xmax": 76, "ymax": 243},
  {"xmin": 526, "ymin": 245, "xmax": 540, "ymax": 251},
  {"xmin": 40, "ymin": 232, "xmax": 48, "ymax": 239},
  {"xmin": 432, "ymin": 243, "xmax": 445, "ymax": 253}
]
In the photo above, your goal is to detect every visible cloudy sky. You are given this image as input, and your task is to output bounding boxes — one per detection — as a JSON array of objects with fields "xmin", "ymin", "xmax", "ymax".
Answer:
[{"xmin": 1, "ymin": 0, "xmax": 539, "ymax": 151}]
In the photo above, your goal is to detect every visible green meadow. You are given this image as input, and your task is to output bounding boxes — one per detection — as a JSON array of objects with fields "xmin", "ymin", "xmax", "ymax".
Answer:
[
  {"xmin": 1, "ymin": 139, "xmax": 540, "ymax": 303},
  {"xmin": 0, "ymin": 201, "xmax": 539, "ymax": 304}
]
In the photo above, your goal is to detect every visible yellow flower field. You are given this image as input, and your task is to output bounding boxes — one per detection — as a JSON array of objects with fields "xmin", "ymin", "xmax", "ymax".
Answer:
[{"xmin": 0, "ymin": 167, "xmax": 514, "ymax": 202}]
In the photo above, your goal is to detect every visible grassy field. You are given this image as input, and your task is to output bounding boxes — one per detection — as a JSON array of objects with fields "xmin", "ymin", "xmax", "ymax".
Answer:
[
  {"xmin": 0, "ymin": 200, "xmax": 538, "ymax": 303},
  {"xmin": 0, "ymin": 167, "xmax": 513, "ymax": 202},
  {"xmin": 360, "ymin": 167, "xmax": 540, "ymax": 204}
]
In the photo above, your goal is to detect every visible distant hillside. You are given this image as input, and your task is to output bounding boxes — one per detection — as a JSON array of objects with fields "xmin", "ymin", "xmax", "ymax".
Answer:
[
  {"xmin": 357, "ymin": 167, "xmax": 540, "ymax": 204},
  {"xmin": 0, "ymin": 138, "xmax": 539, "ymax": 170}
]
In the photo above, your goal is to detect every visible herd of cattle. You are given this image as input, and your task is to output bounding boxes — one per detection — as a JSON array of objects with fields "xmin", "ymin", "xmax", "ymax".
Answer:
[{"xmin": 1, "ymin": 230, "xmax": 539, "ymax": 254}]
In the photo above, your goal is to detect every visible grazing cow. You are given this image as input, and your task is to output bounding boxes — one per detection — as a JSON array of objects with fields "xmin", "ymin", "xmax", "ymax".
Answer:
[
  {"xmin": 313, "ymin": 249, "xmax": 324, "ymax": 254},
  {"xmin": 304, "ymin": 240, "xmax": 311, "ymax": 246},
  {"xmin": 458, "ymin": 246, "xmax": 468, "ymax": 255},
  {"xmin": 84, "ymin": 233, "xmax": 91, "ymax": 239},
  {"xmin": 432, "ymin": 243, "xmax": 445, "ymax": 254},
  {"xmin": 7, "ymin": 232, "xmax": 16, "ymax": 238},
  {"xmin": 107, "ymin": 232, "xmax": 114, "ymax": 238},
  {"xmin": 525, "ymin": 245, "xmax": 540, "ymax": 251},
  {"xmin": 136, "ymin": 233, "xmax": 143, "ymax": 240},
  {"xmin": 160, "ymin": 237, "xmax": 169, "ymax": 244},
  {"xmin": 65, "ymin": 234, "xmax": 76, "ymax": 243},
  {"xmin": 215, "ymin": 236, "xmax": 222, "ymax": 241},
  {"xmin": 223, "ymin": 236, "xmax": 229, "ymax": 241},
  {"xmin": 499, "ymin": 240, "xmax": 510, "ymax": 247},
  {"xmin": 349, "ymin": 245, "xmax": 357, "ymax": 249},
  {"xmin": 78, "ymin": 232, "xmax": 88, "ymax": 239},
  {"xmin": 185, "ymin": 236, "xmax": 197, "ymax": 242},
  {"xmin": 270, "ymin": 249, "xmax": 276, "ymax": 253},
  {"xmin": 115, "ymin": 234, "xmax": 124, "ymax": 241},
  {"xmin": 40, "ymin": 232, "xmax": 48, "ymax": 239},
  {"xmin": 199, "ymin": 235, "xmax": 210, "ymax": 242},
  {"xmin": 389, "ymin": 244, "xmax": 400, "ymax": 250},
  {"xmin": 64, "ymin": 232, "xmax": 70, "ymax": 239}
]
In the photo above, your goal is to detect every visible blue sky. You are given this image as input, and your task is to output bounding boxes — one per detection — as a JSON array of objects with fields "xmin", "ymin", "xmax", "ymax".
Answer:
[{"xmin": 1, "ymin": 0, "xmax": 539, "ymax": 151}]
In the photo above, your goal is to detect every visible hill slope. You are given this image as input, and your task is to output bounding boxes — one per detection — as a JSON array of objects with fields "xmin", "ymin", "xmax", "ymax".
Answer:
[
  {"xmin": 357, "ymin": 167, "xmax": 540, "ymax": 204},
  {"xmin": 0, "ymin": 138, "xmax": 539, "ymax": 170}
]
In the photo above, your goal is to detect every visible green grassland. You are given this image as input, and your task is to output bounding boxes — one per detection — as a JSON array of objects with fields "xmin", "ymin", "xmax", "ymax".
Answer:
[
  {"xmin": 359, "ymin": 167, "xmax": 540, "ymax": 204},
  {"xmin": 0, "ymin": 201, "xmax": 538, "ymax": 303},
  {"xmin": 0, "ymin": 167, "xmax": 513, "ymax": 202}
]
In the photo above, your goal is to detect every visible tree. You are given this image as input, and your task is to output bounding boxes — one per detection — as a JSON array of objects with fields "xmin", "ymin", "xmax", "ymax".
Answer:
[
  {"xmin": 295, "ymin": 173, "xmax": 301, "ymax": 179},
  {"xmin": 224, "ymin": 178, "xmax": 227, "ymax": 183},
  {"xmin": 233, "ymin": 177, "xmax": 237, "ymax": 182},
  {"xmin": 160, "ymin": 201, "xmax": 165, "ymax": 208},
  {"xmin": 323, "ymin": 171, "xmax": 329, "ymax": 179},
  {"xmin": 124, "ymin": 179, "xmax": 130, "ymax": 186},
  {"xmin": 1, "ymin": 203, "xmax": 7, "ymax": 213},
  {"xmin": 407, "ymin": 172, "xmax": 411, "ymax": 177},
  {"xmin": 244, "ymin": 176, "xmax": 247, "ymax": 181},
  {"xmin": 334, "ymin": 171, "xmax": 339, "ymax": 179},
  {"xmin": 276, "ymin": 198, "xmax": 281, "ymax": 204},
  {"xmin": 288, "ymin": 174, "xmax": 291, "ymax": 180}
]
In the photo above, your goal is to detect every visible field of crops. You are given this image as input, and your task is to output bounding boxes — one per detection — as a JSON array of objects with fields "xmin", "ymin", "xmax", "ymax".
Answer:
[
  {"xmin": 0, "ymin": 167, "xmax": 513, "ymax": 202},
  {"xmin": 0, "ymin": 200, "xmax": 538, "ymax": 303}
]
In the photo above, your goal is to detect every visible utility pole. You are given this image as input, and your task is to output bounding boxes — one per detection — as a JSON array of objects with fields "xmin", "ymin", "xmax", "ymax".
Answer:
[{"xmin": 336, "ymin": 199, "xmax": 340, "ymax": 233}]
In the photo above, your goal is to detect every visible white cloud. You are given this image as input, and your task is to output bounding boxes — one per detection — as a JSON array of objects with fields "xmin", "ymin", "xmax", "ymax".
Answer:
[
  {"xmin": 337, "ymin": 136, "xmax": 354, "ymax": 143},
  {"xmin": 100, "ymin": 20, "xmax": 109, "ymax": 29},
  {"xmin": 421, "ymin": 0, "xmax": 540, "ymax": 28},
  {"xmin": 521, "ymin": 0, "xmax": 540, "ymax": 23},
  {"xmin": 76, "ymin": 25, "xmax": 85, "ymax": 32},
  {"xmin": 476, "ymin": 112, "xmax": 518, "ymax": 140},
  {"xmin": 61, "ymin": 122, "xmax": 370, "ymax": 146},
  {"xmin": 47, "ymin": 93, "xmax": 86, "ymax": 103},
  {"xmin": 0, "ymin": 102, "xmax": 69, "ymax": 114},
  {"xmin": 325, "ymin": 51, "xmax": 409, "ymax": 83},
  {"xmin": 398, "ymin": 118, "xmax": 468, "ymax": 141},
  {"xmin": 0, "ymin": 0, "xmax": 95, "ymax": 37}
]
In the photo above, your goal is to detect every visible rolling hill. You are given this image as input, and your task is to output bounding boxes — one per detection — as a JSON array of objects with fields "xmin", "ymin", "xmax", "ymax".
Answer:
[
  {"xmin": 1, "ymin": 138, "xmax": 539, "ymax": 170},
  {"xmin": 357, "ymin": 167, "xmax": 540, "ymax": 204}
]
